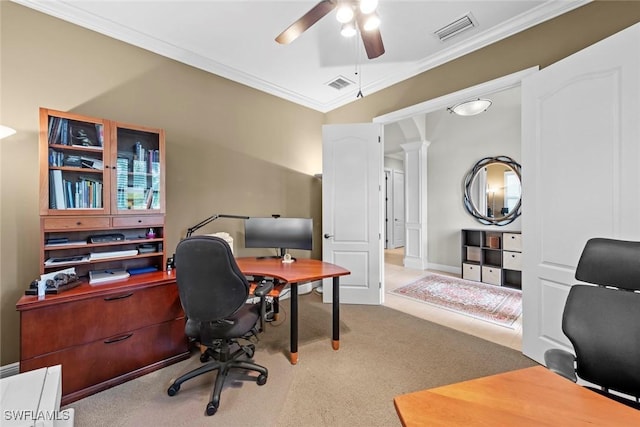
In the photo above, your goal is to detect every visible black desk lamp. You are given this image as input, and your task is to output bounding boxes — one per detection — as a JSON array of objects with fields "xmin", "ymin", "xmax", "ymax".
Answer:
[
  {"xmin": 168, "ymin": 214, "xmax": 249, "ymax": 270},
  {"xmin": 185, "ymin": 214, "xmax": 250, "ymax": 238}
]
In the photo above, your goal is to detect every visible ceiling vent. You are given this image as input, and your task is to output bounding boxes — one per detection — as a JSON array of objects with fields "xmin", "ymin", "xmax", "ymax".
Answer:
[
  {"xmin": 326, "ymin": 76, "xmax": 354, "ymax": 90},
  {"xmin": 434, "ymin": 13, "xmax": 477, "ymax": 42}
]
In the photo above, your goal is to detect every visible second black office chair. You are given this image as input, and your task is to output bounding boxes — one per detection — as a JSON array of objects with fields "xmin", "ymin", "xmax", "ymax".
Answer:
[
  {"xmin": 167, "ymin": 235, "xmax": 273, "ymax": 416},
  {"xmin": 544, "ymin": 237, "xmax": 640, "ymax": 409}
]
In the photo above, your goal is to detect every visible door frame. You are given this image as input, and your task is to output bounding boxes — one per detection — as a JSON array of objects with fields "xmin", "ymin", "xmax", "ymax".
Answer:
[{"xmin": 373, "ymin": 67, "xmax": 538, "ymax": 290}]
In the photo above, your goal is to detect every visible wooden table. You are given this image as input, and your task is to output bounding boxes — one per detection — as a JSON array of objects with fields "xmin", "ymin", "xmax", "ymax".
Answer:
[
  {"xmin": 236, "ymin": 257, "xmax": 350, "ymax": 365},
  {"xmin": 394, "ymin": 366, "xmax": 640, "ymax": 426}
]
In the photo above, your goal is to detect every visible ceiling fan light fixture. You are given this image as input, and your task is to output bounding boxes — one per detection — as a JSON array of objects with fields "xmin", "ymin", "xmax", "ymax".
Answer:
[
  {"xmin": 362, "ymin": 12, "xmax": 381, "ymax": 32},
  {"xmin": 340, "ymin": 22, "xmax": 357, "ymax": 38},
  {"xmin": 448, "ymin": 98, "xmax": 492, "ymax": 116},
  {"xmin": 359, "ymin": 0, "xmax": 379, "ymax": 15},
  {"xmin": 336, "ymin": 3, "xmax": 354, "ymax": 24}
]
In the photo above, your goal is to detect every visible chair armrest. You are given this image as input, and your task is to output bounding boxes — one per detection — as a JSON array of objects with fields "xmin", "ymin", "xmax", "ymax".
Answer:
[
  {"xmin": 544, "ymin": 348, "xmax": 577, "ymax": 382},
  {"xmin": 253, "ymin": 280, "xmax": 274, "ymax": 297}
]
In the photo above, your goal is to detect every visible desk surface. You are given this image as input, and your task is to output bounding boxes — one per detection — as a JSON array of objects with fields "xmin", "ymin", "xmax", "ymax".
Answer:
[
  {"xmin": 236, "ymin": 257, "xmax": 350, "ymax": 284},
  {"xmin": 236, "ymin": 257, "xmax": 350, "ymax": 365},
  {"xmin": 394, "ymin": 366, "xmax": 640, "ymax": 426}
]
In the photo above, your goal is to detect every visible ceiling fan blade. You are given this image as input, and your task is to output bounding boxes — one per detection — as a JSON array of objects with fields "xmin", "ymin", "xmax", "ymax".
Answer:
[
  {"xmin": 275, "ymin": 0, "xmax": 337, "ymax": 45},
  {"xmin": 357, "ymin": 15, "xmax": 385, "ymax": 59}
]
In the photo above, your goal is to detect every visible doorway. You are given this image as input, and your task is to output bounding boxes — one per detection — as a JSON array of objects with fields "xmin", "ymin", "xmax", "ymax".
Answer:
[
  {"xmin": 384, "ymin": 168, "xmax": 405, "ymax": 250},
  {"xmin": 376, "ymin": 69, "xmax": 536, "ymax": 350}
]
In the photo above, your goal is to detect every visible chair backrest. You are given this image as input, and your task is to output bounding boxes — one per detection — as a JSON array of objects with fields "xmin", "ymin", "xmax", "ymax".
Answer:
[
  {"xmin": 575, "ymin": 237, "xmax": 640, "ymax": 291},
  {"xmin": 563, "ymin": 238, "xmax": 640, "ymax": 397},
  {"xmin": 175, "ymin": 235, "xmax": 249, "ymax": 323}
]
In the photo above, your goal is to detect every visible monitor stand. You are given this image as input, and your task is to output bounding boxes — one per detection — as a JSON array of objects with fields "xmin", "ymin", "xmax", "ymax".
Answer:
[{"xmin": 255, "ymin": 248, "xmax": 296, "ymax": 262}]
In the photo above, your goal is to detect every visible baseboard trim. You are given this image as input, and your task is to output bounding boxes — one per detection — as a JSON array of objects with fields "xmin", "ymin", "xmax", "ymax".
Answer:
[
  {"xmin": 427, "ymin": 263, "xmax": 461, "ymax": 276},
  {"xmin": 0, "ymin": 362, "xmax": 20, "ymax": 378}
]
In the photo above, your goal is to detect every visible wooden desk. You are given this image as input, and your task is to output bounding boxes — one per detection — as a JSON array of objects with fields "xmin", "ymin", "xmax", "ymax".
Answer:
[
  {"xmin": 394, "ymin": 366, "xmax": 640, "ymax": 426},
  {"xmin": 236, "ymin": 257, "xmax": 350, "ymax": 365}
]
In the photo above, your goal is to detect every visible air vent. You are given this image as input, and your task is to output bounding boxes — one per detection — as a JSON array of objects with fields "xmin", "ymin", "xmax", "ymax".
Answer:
[
  {"xmin": 326, "ymin": 76, "xmax": 354, "ymax": 90},
  {"xmin": 434, "ymin": 13, "xmax": 477, "ymax": 42}
]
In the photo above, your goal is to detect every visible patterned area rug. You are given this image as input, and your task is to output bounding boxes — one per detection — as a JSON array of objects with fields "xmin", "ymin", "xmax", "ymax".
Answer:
[{"xmin": 390, "ymin": 273, "xmax": 522, "ymax": 328}]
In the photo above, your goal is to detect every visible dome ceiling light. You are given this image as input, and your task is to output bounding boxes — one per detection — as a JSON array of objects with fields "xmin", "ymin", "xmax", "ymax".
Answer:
[{"xmin": 448, "ymin": 98, "xmax": 493, "ymax": 116}]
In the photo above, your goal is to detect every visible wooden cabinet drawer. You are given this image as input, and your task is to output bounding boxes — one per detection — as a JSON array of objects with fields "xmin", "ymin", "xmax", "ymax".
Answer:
[
  {"xmin": 503, "ymin": 251, "xmax": 522, "ymax": 271},
  {"xmin": 43, "ymin": 216, "xmax": 110, "ymax": 231},
  {"xmin": 20, "ymin": 283, "xmax": 183, "ymax": 359},
  {"xmin": 503, "ymin": 233, "xmax": 522, "ymax": 252},
  {"xmin": 462, "ymin": 263, "xmax": 481, "ymax": 281},
  {"xmin": 20, "ymin": 318, "xmax": 188, "ymax": 397},
  {"xmin": 112, "ymin": 215, "xmax": 164, "ymax": 228},
  {"xmin": 482, "ymin": 266, "xmax": 502, "ymax": 286}
]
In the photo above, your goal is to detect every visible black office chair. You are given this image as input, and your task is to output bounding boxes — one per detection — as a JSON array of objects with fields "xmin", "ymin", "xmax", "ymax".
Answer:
[
  {"xmin": 167, "ymin": 235, "xmax": 273, "ymax": 416},
  {"xmin": 544, "ymin": 237, "xmax": 640, "ymax": 410}
]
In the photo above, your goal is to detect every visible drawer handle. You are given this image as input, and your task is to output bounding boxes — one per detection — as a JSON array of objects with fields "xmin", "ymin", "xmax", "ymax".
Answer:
[
  {"xmin": 138, "ymin": 219, "xmax": 143, "ymax": 223},
  {"xmin": 104, "ymin": 293, "xmax": 134, "ymax": 301},
  {"xmin": 76, "ymin": 221, "xmax": 82, "ymax": 226},
  {"xmin": 104, "ymin": 333, "xmax": 133, "ymax": 344}
]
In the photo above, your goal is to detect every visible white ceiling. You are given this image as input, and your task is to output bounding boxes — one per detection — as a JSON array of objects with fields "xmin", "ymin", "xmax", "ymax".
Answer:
[{"xmin": 14, "ymin": 1, "xmax": 588, "ymax": 113}]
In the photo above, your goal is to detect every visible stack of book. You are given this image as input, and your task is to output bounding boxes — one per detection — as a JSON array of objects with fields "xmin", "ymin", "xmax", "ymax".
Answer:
[
  {"xmin": 89, "ymin": 269, "xmax": 130, "ymax": 285},
  {"xmin": 89, "ymin": 249, "xmax": 138, "ymax": 261}
]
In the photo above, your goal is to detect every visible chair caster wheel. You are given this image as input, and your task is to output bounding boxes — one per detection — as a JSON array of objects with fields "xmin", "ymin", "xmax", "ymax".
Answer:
[
  {"xmin": 243, "ymin": 345, "xmax": 255, "ymax": 358},
  {"xmin": 200, "ymin": 353, "xmax": 210, "ymax": 363},
  {"xmin": 167, "ymin": 384, "xmax": 180, "ymax": 396},
  {"xmin": 257, "ymin": 374, "xmax": 267, "ymax": 386},
  {"xmin": 206, "ymin": 402, "xmax": 218, "ymax": 416}
]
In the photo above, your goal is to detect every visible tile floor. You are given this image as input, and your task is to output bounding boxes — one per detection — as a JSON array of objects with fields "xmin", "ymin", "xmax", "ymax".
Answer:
[{"xmin": 383, "ymin": 248, "xmax": 523, "ymax": 351}]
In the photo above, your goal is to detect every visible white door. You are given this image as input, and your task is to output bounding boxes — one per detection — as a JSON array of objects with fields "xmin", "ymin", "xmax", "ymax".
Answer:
[
  {"xmin": 322, "ymin": 123, "xmax": 383, "ymax": 305},
  {"xmin": 521, "ymin": 23, "xmax": 640, "ymax": 364},
  {"xmin": 392, "ymin": 170, "xmax": 405, "ymax": 248}
]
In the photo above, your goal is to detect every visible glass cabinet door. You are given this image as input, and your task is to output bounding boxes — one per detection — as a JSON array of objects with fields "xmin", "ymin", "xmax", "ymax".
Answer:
[
  {"xmin": 39, "ymin": 109, "xmax": 110, "ymax": 215},
  {"xmin": 111, "ymin": 123, "xmax": 165, "ymax": 214}
]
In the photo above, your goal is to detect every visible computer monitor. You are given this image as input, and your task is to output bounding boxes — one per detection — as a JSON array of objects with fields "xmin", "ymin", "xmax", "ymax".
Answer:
[{"xmin": 244, "ymin": 217, "xmax": 313, "ymax": 258}]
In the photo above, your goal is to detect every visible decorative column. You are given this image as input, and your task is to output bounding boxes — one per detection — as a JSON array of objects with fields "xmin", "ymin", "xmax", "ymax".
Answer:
[{"xmin": 400, "ymin": 140, "xmax": 430, "ymax": 270}]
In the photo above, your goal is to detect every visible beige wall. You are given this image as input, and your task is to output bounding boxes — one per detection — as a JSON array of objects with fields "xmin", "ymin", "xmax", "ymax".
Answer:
[
  {"xmin": 2, "ymin": 1, "xmax": 640, "ymax": 365},
  {"xmin": 0, "ymin": 2, "xmax": 324, "ymax": 365}
]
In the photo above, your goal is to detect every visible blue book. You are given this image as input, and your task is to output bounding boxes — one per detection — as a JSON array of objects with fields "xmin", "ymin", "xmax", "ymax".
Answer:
[{"xmin": 127, "ymin": 266, "xmax": 159, "ymax": 275}]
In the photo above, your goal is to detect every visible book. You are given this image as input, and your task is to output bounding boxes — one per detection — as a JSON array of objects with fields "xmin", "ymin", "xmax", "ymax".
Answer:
[
  {"xmin": 89, "ymin": 269, "xmax": 130, "ymax": 285},
  {"xmin": 89, "ymin": 249, "xmax": 138, "ymax": 260},
  {"xmin": 52, "ymin": 169, "xmax": 66, "ymax": 209},
  {"xmin": 127, "ymin": 266, "xmax": 158, "ymax": 275},
  {"xmin": 80, "ymin": 156, "xmax": 103, "ymax": 170},
  {"xmin": 95, "ymin": 124, "xmax": 104, "ymax": 147},
  {"xmin": 44, "ymin": 255, "xmax": 90, "ymax": 266}
]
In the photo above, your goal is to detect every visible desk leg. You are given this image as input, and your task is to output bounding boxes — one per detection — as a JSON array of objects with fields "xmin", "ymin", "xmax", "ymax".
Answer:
[
  {"xmin": 332, "ymin": 276, "xmax": 340, "ymax": 350},
  {"xmin": 290, "ymin": 283, "xmax": 298, "ymax": 365}
]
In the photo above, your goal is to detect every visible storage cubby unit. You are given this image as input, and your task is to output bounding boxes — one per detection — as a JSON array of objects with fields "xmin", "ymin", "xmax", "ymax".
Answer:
[{"xmin": 461, "ymin": 229, "xmax": 522, "ymax": 289}]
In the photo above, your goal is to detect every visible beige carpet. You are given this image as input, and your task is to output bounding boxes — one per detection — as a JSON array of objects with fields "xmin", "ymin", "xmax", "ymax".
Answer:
[{"xmin": 64, "ymin": 293, "xmax": 536, "ymax": 426}]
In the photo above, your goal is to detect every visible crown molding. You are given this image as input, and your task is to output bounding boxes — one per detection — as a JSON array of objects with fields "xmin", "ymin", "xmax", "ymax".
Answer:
[{"xmin": 12, "ymin": 0, "xmax": 590, "ymax": 113}]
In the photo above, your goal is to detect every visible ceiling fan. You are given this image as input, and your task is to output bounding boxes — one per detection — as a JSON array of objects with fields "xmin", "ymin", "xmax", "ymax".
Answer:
[{"xmin": 275, "ymin": 0, "xmax": 385, "ymax": 59}]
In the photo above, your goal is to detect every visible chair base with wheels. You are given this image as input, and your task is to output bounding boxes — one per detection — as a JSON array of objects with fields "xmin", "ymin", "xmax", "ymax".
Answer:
[{"xmin": 168, "ymin": 336, "xmax": 267, "ymax": 416}]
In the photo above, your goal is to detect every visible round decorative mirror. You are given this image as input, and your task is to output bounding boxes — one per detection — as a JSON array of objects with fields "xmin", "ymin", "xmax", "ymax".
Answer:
[{"xmin": 463, "ymin": 156, "xmax": 522, "ymax": 226}]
